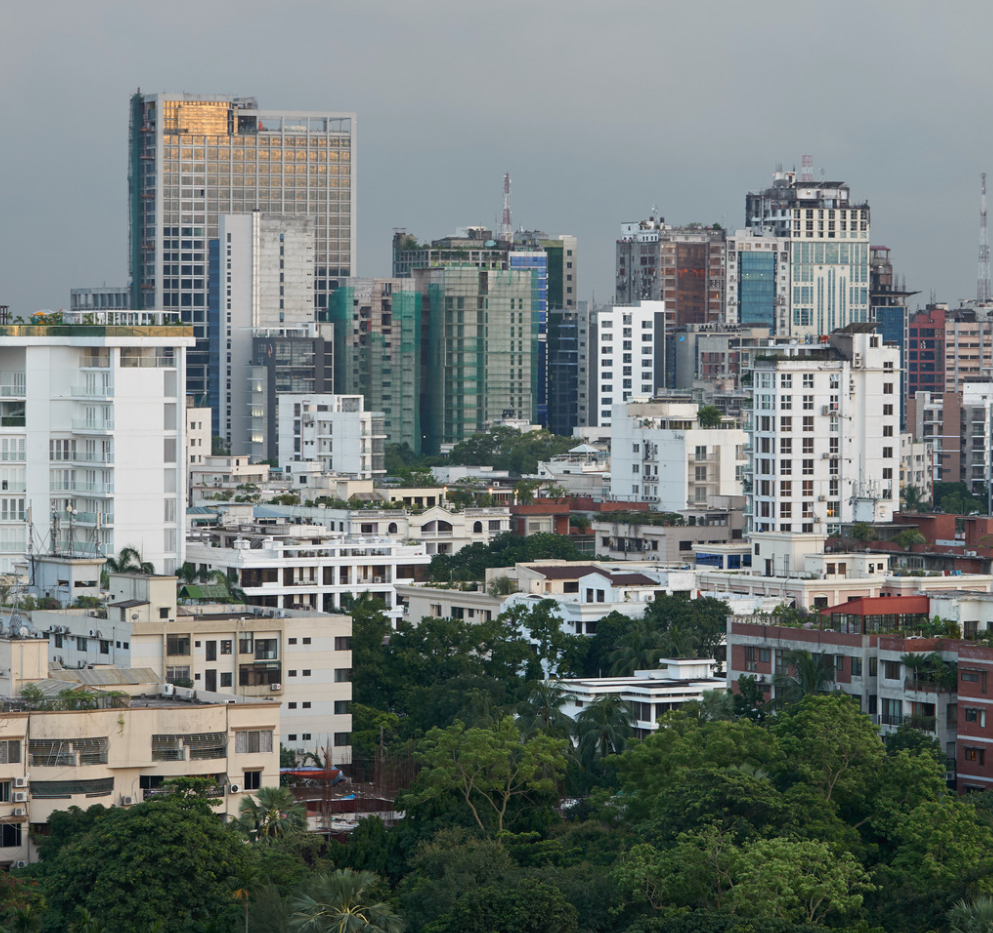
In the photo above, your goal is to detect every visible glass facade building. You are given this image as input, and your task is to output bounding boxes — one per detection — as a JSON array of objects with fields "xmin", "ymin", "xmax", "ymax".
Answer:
[
  {"xmin": 128, "ymin": 92, "xmax": 356, "ymax": 400},
  {"xmin": 738, "ymin": 251, "xmax": 777, "ymax": 328}
]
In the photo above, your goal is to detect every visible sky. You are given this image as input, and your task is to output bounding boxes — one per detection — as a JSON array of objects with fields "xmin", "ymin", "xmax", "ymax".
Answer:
[{"xmin": 1, "ymin": 0, "xmax": 990, "ymax": 317}]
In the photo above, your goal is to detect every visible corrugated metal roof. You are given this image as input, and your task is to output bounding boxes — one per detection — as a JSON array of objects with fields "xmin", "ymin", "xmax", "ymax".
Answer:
[
  {"xmin": 48, "ymin": 667, "xmax": 160, "ymax": 686},
  {"xmin": 178, "ymin": 584, "xmax": 230, "ymax": 599}
]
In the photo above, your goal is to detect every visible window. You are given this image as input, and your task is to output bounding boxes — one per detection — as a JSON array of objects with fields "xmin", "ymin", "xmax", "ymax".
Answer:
[
  {"xmin": 302, "ymin": 669, "xmax": 311, "ymax": 677},
  {"xmin": 780, "ymin": 416, "xmax": 792, "ymax": 432},
  {"xmin": 335, "ymin": 700, "xmax": 350, "ymax": 715},
  {"xmin": 781, "ymin": 460, "xmax": 792, "ymax": 476},
  {"xmin": 802, "ymin": 416, "xmax": 814, "ymax": 432},
  {"xmin": 288, "ymin": 702, "xmax": 297, "ymax": 709},
  {"xmin": 0, "ymin": 824, "xmax": 21, "ymax": 848},
  {"xmin": 0, "ymin": 741, "xmax": 20, "ymax": 764},
  {"xmin": 883, "ymin": 382, "xmax": 894, "ymax": 395},
  {"xmin": 235, "ymin": 731, "xmax": 274, "ymax": 754},
  {"xmin": 76, "ymin": 637, "xmax": 87, "ymax": 651},
  {"xmin": 205, "ymin": 641, "xmax": 217, "ymax": 661},
  {"xmin": 883, "ymin": 425, "xmax": 894, "ymax": 437},
  {"xmin": 852, "ymin": 657, "xmax": 863, "ymax": 677},
  {"xmin": 965, "ymin": 747, "xmax": 986, "ymax": 765},
  {"xmin": 220, "ymin": 672, "xmax": 232, "ymax": 688},
  {"xmin": 100, "ymin": 640, "xmax": 110, "ymax": 655},
  {"xmin": 803, "ymin": 374, "xmax": 814, "ymax": 388},
  {"xmin": 167, "ymin": 635, "xmax": 190, "ymax": 656},
  {"xmin": 883, "ymin": 447, "xmax": 893, "ymax": 459},
  {"xmin": 883, "ymin": 404, "xmax": 894, "ymax": 416},
  {"xmin": 334, "ymin": 636, "xmax": 351, "ymax": 651},
  {"xmin": 221, "ymin": 640, "xmax": 232, "ymax": 655},
  {"xmin": 965, "ymin": 708, "xmax": 987, "ymax": 727},
  {"xmin": 802, "ymin": 459, "xmax": 814, "ymax": 475},
  {"xmin": 239, "ymin": 635, "xmax": 254, "ymax": 655},
  {"xmin": 302, "ymin": 637, "xmax": 311, "ymax": 645},
  {"xmin": 243, "ymin": 770, "xmax": 262, "ymax": 791},
  {"xmin": 334, "ymin": 668, "xmax": 352, "ymax": 683},
  {"xmin": 883, "ymin": 660, "xmax": 901, "ymax": 680},
  {"xmin": 745, "ymin": 646, "xmax": 757, "ymax": 671}
]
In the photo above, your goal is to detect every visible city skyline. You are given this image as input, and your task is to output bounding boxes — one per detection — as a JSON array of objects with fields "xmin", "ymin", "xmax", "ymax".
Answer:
[{"xmin": 2, "ymin": 2, "xmax": 992, "ymax": 318}]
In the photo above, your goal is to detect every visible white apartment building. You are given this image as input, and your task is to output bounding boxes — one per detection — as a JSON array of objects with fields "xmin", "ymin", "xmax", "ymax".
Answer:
[
  {"xmin": 262, "ymin": 503, "xmax": 511, "ymax": 556},
  {"xmin": 186, "ymin": 519, "xmax": 430, "ymax": 623},
  {"xmin": 186, "ymin": 398, "xmax": 211, "ymax": 506},
  {"xmin": 745, "ymin": 170, "xmax": 871, "ymax": 338},
  {"xmin": 36, "ymin": 573, "xmax": 352, "ymax": 762},
  {"xmin": 218, "ymin": 213, "xmax": 315, "ymax": 450},
  {"xmin": 593, "ymin": 302, "xmax": 665, "ymax": 428},
  {"xmin": 189, "ymin": 456, "xmax": 270, "ymax": 505},
  {"xmin": 746, "ymin": 326, "xmax": 900, "ymax": 543},
  {"xmin": 555, "ymin": 659, "xmax": 724, "ymax": 738},
  {"xmin": 610, "ymin": 398, "xmax": 747, "ymax": 509},
  {"xmin": 0, "ymin": 311, "xmax": 193, "ymax": 575},
  {"xmin": 900, "ymin": 433, "xmax": 935, "ymax": 505},
  {"xmin": 278, "ymin": 394, "xmax": 386, "ymax": 480}
]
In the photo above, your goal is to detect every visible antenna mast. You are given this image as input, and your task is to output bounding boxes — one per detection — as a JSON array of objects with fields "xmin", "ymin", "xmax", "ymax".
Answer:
[
  {"xmin": 501, "ymin": 173, "xmax": 512, "ymax": 243},
  {"xmin": 979, "ymin": 173, "xmax": 991, "ymax": 303},
  {"xmin": 801, "ymin": 154, "xmax": 814, "ymax": 184}
]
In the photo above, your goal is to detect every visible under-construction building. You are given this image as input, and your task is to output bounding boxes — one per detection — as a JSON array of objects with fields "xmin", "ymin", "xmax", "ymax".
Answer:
[{"xmin": 327, "ymin": 279, "xmax": 422, "ymax": 454}]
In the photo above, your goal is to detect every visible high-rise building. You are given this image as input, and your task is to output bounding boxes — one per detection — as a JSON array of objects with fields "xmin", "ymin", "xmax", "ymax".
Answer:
[
  {"xmin": 417, "ymin": 266, "xmax": 538, "ymax": 452},
  {"xmin": 0, "ymin": 310, "xmax": 194, "ymax": 575},
  {"xmin": 745, "ymin": 169, "xmax": 871, "ymax": 337},
  {"xmin": 724, "ymin": 230, "xmax": 790, "ymax": 332},
  {"xmin": 745, "ymin": 325, "xmax": 900, "ymax": 542},
  {"xmin": 211, "ymin": 213, "xmax": 317, "ymax": 447},
  {"xmin": 615, "ymin": 216, "xmax": 726, "ymax": 328},
  {"xmin": 327, "ymin": 278, "xmax": 422, "ymax": 453},
  {"xmin": 547, "ymin": 303, "xmax": 594, "ymax": 436},
  {"xmin": 128, "ymin": 92, "xmax": 356, "ymax": 402},
  {"xmin": 591, "ymin": 302, "xmax": 665, "ymax": 428}
]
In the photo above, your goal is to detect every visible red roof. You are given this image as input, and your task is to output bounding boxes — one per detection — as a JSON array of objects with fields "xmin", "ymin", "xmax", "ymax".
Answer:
[{"xmin": 819, "ymin": 595, "xmax": 930, "ymax": 617}]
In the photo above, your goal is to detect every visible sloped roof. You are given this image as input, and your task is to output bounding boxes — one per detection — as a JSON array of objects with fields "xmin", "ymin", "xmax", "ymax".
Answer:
[
  {"xmin": 46, "ymin": 667, "xmax": 160, "ymax": 687},
  {"xmin": 178, "ymin": 584, "xmax": 231, "ymax": 600},
  {"xmin": 530, "ymin": 565, "xmax": 609, "ymax": 581}
]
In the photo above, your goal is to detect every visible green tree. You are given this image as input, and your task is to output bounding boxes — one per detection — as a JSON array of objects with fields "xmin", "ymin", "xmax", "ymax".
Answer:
[
  {"xmin": 772, "ymin": 694, "xmax": 885, "ymax": 811},
  {"xmin": 348, "ymin": 595, "xmax": 394, "ymax": 708},
  {"xmin": 769, "ymin": 649, "xmax": 836, "ymax": 708},
  {"xmin": 403, "ymin": 717, "xmax": 568, "ymax": 836},
  {"xmin": 948, "ymin": 895, "xmax": 993, "ymax": 933},
  {"xmin": 607, "ymin": 619, "xmax": 665, "ymax": 676},
  {"xmin": 238, "ymin": 786, "xmax": 308, "ymax": 844},
  {"xmin": 697, "ymin": 405, "xmax": 723, "ymax": 428},
  {"xmin": 425, "ymin": 878, "xmax": 578, "ymax": 933},
  {"xmin": 901, "ymin": 484, "xmax": 928, "ymax": 513},
  {"xmin": 288, "ymin": 869, "xmax": 404, "ymax": 933},
  {"xmin": 104, "ymin": 546, "xmax": 154, "ymax": 575},
  {"xmin": 730, "ymin": 836, "xmax": 873, "ymax": 924},
  {"xmin": 36, "ymin": 795, "xmax": 252, "ymax": 931},
  {"xmin": 574, "ymin": 695, "xmax": 634, "ymax": 770},
  {"xmin": 850, "ymin": 522, "xmax": 876, "ymax": 544},
  {"xmin": 516, "ymin": 681, "xmax": 576, "ymax": 739},
  {"xmin": 893, "ymin": 528, "xmax": 926, "ymax": 551}
]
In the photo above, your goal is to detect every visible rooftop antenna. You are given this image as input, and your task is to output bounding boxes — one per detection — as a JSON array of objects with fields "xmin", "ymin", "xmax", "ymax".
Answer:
[
  {"xmin": 501, "ymin": 173, "xmax": 512, "ymax": 244},
  {"xmin": 979, "ymin": 173, "xmax": 991, "ymax": 303},
  {"xmin": 801, "ymin": 154, "xmax": 813, "ymax": 184}
]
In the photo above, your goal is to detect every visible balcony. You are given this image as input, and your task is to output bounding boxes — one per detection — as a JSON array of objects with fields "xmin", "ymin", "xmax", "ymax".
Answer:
[
  {"xmin": 904, "ymin": 676, "xmax": 955, "ymax": 694},
  {"xmin": 72, "ymin": 384, "xmax": 114, "ymax": 399},
  {"xmin": 72, "ymin": 418, "xmax": 114, "ymax": 433},
  {"xmin": 0, "ymin": 379, "xmax": 26, "ymax": 398},
  {"xmin": 73, "ymin": 451, "xmax": 114, "ymax": 465},
  {"xmin": 51, "ymin": 481, "xmax": 114, "ymax": 496},
  {"xmin": 0, "ymin": 417, "xmax": 25, "ymax": 429},
  {"xmin": 74, "ymin": 510, "xmax": 114, "ymax": 526}
]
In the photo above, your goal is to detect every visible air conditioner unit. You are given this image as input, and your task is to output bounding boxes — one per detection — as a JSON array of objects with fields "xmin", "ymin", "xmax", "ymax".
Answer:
[
  {"xmin": 296, "ymin": 747, "xmax": 307, "ymax": 755},
  {"xmin": 270, "ymin": 683, "xmax": 282, "ymax": 691},
  {"xmin": 13, "ymin": 792, "xmax": 27, "ymax": 803},
  {"xmin": 817, "ymin": 495, "xmax": 827, "ymax": 501},
  {"xmin": 821, "ymin": 452, "xmax": 831, "ymax": 459},
  {"xmin": 13, "ymin": 777, "xmax": 28, "ymax": 789},
  {"xmin": 121, "ymin": 795, "xmax": 135, "ymax": 806},
  {"xmin": 228, "ymin": 783, "xmax": 242, "ymax": 794},
  {"xmin": 162, "ymin": 683, "xmax": 175, "ymax": 697},
  {"xmin": 12, "ymin": 808, "xmax": 25, "ymax": 817},
  {"xmin": 373, "ymin": 576, "xmax": 383, "ymax": 584},
  {"xmin": 14, "ymin": 861, "xmax": 27, "ymax": 869}
]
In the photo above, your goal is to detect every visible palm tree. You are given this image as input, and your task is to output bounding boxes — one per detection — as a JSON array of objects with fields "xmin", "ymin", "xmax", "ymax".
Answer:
[
  {"xmin": 573, "ymin": 694, "xmax": 635, "ymax": 769},
  {"xmin": 289, "ymin": 869, "xmax": 405, "ymax": 933},
  {"xmin": 517, "ymin": 681, "xmax": 576, "ymax": 739},
  {"xmin": 901, "ymin": 484, "xmax": 928, "ymax": 514},
  {"xmin": 105, "ymin": 546, "xmax": 154, "ymax": 575},
  {"xmin": 769, "ymin": 649, "xmax": 835, "ymax": 708},
  {"xmin": 948, "ymin": 895, "xmax": 993, "ymax": 933},
  {"xmin": 608, "ymin": 620, "xmax": 665, "ymax": 676},
  {"xmin": 238, "ymin": 786, "xmax": 307, "ymax": 844}
]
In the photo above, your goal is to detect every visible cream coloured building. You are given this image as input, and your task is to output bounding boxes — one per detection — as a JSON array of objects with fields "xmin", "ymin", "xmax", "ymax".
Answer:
[{"xmin": 0, "ymin": 634, "xmax": 279, "ymax": 865}]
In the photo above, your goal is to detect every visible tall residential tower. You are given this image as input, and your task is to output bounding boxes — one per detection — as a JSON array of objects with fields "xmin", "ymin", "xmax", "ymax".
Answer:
[{"xmin": 128, "ymin": 91, "xmax": 356, "ymax": 405}]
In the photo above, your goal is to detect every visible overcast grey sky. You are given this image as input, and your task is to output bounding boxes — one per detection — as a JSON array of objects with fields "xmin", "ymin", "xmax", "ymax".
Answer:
[{"xmin": 0, "ymin": 0, "xmax": 989, "ymax": 316}]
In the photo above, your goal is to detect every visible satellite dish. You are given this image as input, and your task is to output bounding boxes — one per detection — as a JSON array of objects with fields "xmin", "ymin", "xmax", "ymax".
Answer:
[{"xmin": 18, "ymin": 627, "xmax": 28, "ymax": 638}]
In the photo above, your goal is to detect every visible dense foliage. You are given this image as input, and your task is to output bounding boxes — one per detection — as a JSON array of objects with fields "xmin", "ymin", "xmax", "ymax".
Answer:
[
  {"xmin": 426, "ymin": 531, "xmax": 585, "ymax": 582},
  {"xmin": 446, "ymin": 427, "xmax": 576, "ymax": 475}
]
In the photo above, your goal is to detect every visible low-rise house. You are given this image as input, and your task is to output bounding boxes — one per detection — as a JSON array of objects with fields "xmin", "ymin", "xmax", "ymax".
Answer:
[
  {"xmin": 555, "ymin": 658, "xmax": 724, "ymax": 738},
  {"xmin": 593, "ymin": 506, "xmax": 745, "ymax": 562}
]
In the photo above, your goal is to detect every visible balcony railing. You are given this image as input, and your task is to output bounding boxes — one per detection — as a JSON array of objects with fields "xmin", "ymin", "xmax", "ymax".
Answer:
[
  {"xmin": 71, "ymin": 384, "xmax": 114, "ymax": 398},
  {"xmin": 51, "ymin": 482, "xmax": 114, "ymax": 495},
  {"xmin": 73, "ymin": 451, "xmax": 114, "ymax": 464},
  {"xmin": 71, "ymin": 419, "xmax": 114, "ymax": 432},
  {"xmin": 0, "ymin": 417, "xmax": 25, "ymax": 428},
  {"xmin": 0, "ymin": 382, "xmax": 26, "ymax": 398},
  {"xmin": 904, "ymin": 676, "xmax": 955, "ymax": 694}
]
